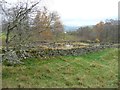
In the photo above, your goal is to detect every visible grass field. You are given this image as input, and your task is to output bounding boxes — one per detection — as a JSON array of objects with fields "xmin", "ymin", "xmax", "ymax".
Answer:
[{"xmin": 2, "ymin": 48, "xmax": 118, "ymax": 88}]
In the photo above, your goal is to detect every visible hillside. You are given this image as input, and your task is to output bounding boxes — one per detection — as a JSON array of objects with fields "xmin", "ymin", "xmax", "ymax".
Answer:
[{"xmin": 2, "ymin": 48, "xmax": 118, "ymax": 88}]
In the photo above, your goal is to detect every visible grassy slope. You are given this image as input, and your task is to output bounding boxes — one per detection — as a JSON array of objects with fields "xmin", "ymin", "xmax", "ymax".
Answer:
[{"xmin": 2, "ymin": 48, "xmax": 118, "ymax": 88}]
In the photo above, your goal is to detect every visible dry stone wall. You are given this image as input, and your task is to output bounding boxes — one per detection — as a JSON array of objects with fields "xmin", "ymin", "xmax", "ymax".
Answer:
[
  {"xmin": 1, "ymin": 43, "xmax": 119, "ymax": 65},
  {"xmin": 15, "ymin": 44, "xmax": 118, "ymax": 59}
]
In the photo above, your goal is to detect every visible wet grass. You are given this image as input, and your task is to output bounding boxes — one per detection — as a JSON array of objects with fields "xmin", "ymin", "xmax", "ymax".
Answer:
[{"xmin": 2, "ymin": 48, "xmax": 118, "ymax": 88}]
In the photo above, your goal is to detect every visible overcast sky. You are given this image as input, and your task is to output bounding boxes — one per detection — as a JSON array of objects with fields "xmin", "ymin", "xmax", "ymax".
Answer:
[{"xmin": 4, "ymin": 0, "xmax": 120, "ymax": 26}]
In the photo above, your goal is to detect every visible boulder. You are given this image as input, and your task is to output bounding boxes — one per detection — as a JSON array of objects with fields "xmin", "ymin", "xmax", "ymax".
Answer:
[{"xmin": 3, "ymin": 50, "xmax": 22, "ymax": 65}]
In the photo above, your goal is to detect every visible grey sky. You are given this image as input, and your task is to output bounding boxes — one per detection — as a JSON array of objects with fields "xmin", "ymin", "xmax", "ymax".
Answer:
[{"xmin": 4, "ymin": 0, "xmax": 119, "ymax": 26}]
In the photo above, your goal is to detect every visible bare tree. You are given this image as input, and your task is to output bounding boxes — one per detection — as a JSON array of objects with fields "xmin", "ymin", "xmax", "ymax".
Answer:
[
  {"xmin": 51, "ymin": 11, "xmax": 64, "ymax": 41},
  {"xmin": 0, "ymin": 0, "xmax": 39, "ymax": 51}
]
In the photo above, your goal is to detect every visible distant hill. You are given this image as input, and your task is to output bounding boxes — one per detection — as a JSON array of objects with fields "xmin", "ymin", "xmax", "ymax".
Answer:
[{"xmin": 64, "ymin": 25, "xmax": 79, "ymax": 31}]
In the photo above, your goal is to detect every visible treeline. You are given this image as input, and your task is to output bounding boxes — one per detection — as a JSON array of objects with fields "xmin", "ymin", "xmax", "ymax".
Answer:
[{"xmin": 67, "ymin": 19, "xmax": 119, "ymax": 43}]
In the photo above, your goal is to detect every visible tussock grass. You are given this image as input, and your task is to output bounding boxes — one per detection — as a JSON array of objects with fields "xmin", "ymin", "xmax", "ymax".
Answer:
[{"xmin": 2, "ymin": 48, "xmax": 118, "ymax": 88}]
